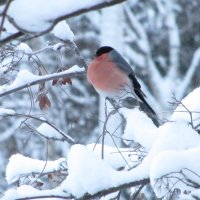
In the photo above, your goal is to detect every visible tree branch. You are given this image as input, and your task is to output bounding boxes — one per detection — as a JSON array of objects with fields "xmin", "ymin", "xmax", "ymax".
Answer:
[
  {"xmin": 1, "ymin": 0, "xmax": 126, "ymax": 45},
  {"xmin": 80, "ymin": 178, "xmax": 150, "ymax": 200},
  {"xmin": 0, "ymin": 69, "xmax": 85, "ymax": 98},
  {"xmin": 15, "ymin": 178, "xmax": 150, "ymax": 200}
]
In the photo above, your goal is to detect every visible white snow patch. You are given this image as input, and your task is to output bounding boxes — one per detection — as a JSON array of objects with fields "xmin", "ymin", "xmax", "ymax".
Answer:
[
  {"xmin": 17, "ymin": 43, "xmax": 32, "ymax": 54},
  {"xmin": 0, "ymin": 108, "xmax": 15, "ymax": 116},
  {"xmin": 51, "ymin": 21, "xmax": 74, "ymax": 41},
  {"xmin": 65, "ymin": 65, "xmax": 83, "ymax": 73},
  {"xmin": 150, "ymin": 147, "xmax": 200, "ymax": 198},
  {"xmin": 10, "ymin": 70, "xmax": 38, "ymax": 88},
  {"xmin": 121, "ymin": 108, "xmax": 159, "ymax": 149},
  {"xmin": 37, "ymin": 123, "xmax": 63, "ymax": 139},
  {"xmin": 2, "ymin": 185, "xmax": 66, "ymax": 200},
  {"xmin": 0, "ymin": 66, "xmax": 84, "ymax": 95},
  {"xmin": 63, "ymin": 144, "xmax": 119, "ymax": 197},
  {"xmin": 61, "ymin": 144, "xmax": 147, "ymax": 198},
  {"xmin": 8, "ymin": 0, "xmax": 105, "ymax": 33},
  {"xmin": 87, "ymin": 143, "xmax": 140, "ymax": 170},
  {"xmin": 6, "ymin": 154, "xmax": 66, "ymax": 184}
]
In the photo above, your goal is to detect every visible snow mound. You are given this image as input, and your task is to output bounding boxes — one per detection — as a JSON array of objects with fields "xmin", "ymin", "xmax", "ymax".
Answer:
[
  {"xmin": 51, "ymin": 21, "xmax": 74, "ymax": 41},
  {"xmin": 6, "ymin": 154, "xmax": 66, "ymax": 184}
]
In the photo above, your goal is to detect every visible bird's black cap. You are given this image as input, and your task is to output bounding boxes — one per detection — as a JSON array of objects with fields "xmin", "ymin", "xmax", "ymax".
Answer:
[{"xmin": 95, "ymin": 46, "xmax": 113, "ymax": 56}]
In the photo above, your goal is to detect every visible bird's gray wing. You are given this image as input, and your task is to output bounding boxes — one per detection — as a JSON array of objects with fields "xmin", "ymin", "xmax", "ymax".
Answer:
[
  {"xmin": 109, "ymin": 49, "xmax": 135, "ymax": 75},
  {"xmin": 109, "ymin": 49, "xmax": 141, "ymax": 89}
]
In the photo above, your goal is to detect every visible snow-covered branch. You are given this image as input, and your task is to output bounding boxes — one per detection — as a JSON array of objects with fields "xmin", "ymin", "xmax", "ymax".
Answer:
[
  {"xmin": 0, "ymin": 67, "xmax": 85, "ymax": 97},
  {"xmin": 80, "ymin": 178, "xmax": 150, "ymax": 200},
  {"xmin": 0, "ymin": 0, "xmax": 126, "ymax": 44}
]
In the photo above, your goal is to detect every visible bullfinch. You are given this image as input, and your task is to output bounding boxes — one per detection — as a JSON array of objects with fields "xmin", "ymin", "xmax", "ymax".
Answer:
[{"xmin": 87, "ymin": 46, "xmax": 159, "ymax": 127}]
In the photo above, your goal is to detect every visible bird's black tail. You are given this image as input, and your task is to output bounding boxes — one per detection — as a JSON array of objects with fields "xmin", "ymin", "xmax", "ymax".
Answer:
[
  {"xmin": 128, "ymin": 74, "xmax": 160, "ymax": 127},
  {"xmin": 134, "ymin": 89, "xmax": 160, "ymax": 127},
  {"xmin": 139, "ymin": 101, "xmax": 160, "ymax": 127}
]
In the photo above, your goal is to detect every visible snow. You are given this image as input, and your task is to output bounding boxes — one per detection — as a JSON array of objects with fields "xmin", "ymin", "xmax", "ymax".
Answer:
[
  {"xmin": 51, "ymin": 20, "xmax": 74, "ymax": 41},
  {"xmin": 8, "ymin": 0, "xmax": 105, "ymax": 33},
  {"xmin": 121, "ymin": 108, "xmax": 159, "ymax": 149},
  {"xmin": 6, "ymin": 154, "xmax": 66, "ymax": 184},
  {"xmin": 63, "ymin": 65, "xmax": 82, "ymax": 74},
  {"xmin": 0, "ymin": 108, "xmax": 15, "ymax": 116},
  {"xmin": 37, "ymin": 123, "xmax": 63, "ymax": 140},
  {"xmin": 17, "ymin": 43, "xmax": 32, "ymax": 54},
  {"xmin": 150, "ymin": 147, "xmax": 200, "ymax": 198},
  {"xmin": 2, "ymin": 185, "xmax": 67, "ymax": 200},
  {"xmin": 2, "ymin": 87, "xmax": 200, "ymax": 199},
  {"xmin": 63, "ymin": 144, "xmax": 119, "ymax": 197},
  {"xmin": 87, "ymin": 143, "xmax": 140, "ymax": 170},
  {"xmin": 61, "ymin": 144, "xmax": 147, "ymax": 198},
  {"xmin": 11, "ymin": 70, "xmax": 37, "ymax": 87},
  {"xmin": 0, "ymin": 66, "xmax": 84, "ymax": 97},
  {"xmin": 0, "ymin": 108, "xmax": 15, "ymax": 120},
  {"xmin": 2, "ymin": 185, "xmax": 43, "ymax": 200}
]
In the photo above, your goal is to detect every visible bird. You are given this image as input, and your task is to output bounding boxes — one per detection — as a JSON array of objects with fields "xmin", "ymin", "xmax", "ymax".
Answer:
[{"xmin": 87, "ymin": 46, "xmax": 159, "ymax": 127}]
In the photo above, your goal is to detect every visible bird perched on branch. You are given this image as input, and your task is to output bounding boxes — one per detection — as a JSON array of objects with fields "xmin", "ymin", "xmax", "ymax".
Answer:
[{"xmin": 87, "ymin": 46, "xmax": 159, "ymax": 127}]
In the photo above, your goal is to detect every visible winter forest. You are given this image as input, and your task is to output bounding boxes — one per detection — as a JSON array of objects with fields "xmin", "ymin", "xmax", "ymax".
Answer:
[{"xmin": 0, "ymin": 0, "xmax": 200, "ymax": 199}]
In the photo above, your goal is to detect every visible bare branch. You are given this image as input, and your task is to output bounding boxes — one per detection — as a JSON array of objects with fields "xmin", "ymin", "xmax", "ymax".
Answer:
[
  {"xmin": 15, "ymin": 113, "xmax": 76, "ymax": 144},
  {"xmin": 17, "ymin": 195, "xmax": 73, "ymax": 200},
  {"xmin": 170, "ymin": 95, "xmax": 194, "ymax": 129}
]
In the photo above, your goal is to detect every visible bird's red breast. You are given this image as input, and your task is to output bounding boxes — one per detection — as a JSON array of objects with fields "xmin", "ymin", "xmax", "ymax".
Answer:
[{"xmin": 87, "ymin": 53, "xmax": 131, "ymax": 97}]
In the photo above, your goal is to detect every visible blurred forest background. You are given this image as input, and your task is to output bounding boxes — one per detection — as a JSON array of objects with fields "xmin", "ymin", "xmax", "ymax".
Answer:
[{"xmin": 0, "ymin": 0, "xmax": 200, "ymax": 197}]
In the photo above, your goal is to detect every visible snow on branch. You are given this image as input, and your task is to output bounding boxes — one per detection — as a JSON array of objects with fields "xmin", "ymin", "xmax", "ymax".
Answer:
[
  {"xmin": 2, "ymin": 144, "xmax": 150, "ymax": 200},
  {"xmin": 0, "ymin": 0, "xmax": 126, "ymax": 44},
  {"xmin": 0, "ymin": 66, "xmax": 85, "ymax": 97},
  {"xmin": 2, "ymin": 77, "xmax": 200, "ymax": 198},
  {"xmin": 6, "ymin": 154, "xmax": 67, "ymax": 185},
  {"xmin": 150, "ymin": 147, "xmax": 200, "ymax": 198}
]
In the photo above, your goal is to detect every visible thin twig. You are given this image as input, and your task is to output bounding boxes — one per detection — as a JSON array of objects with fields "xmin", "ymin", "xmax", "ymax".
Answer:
[{"xmin": 0, "ymin": 0, "xmax": 12, "ymax": 37}]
